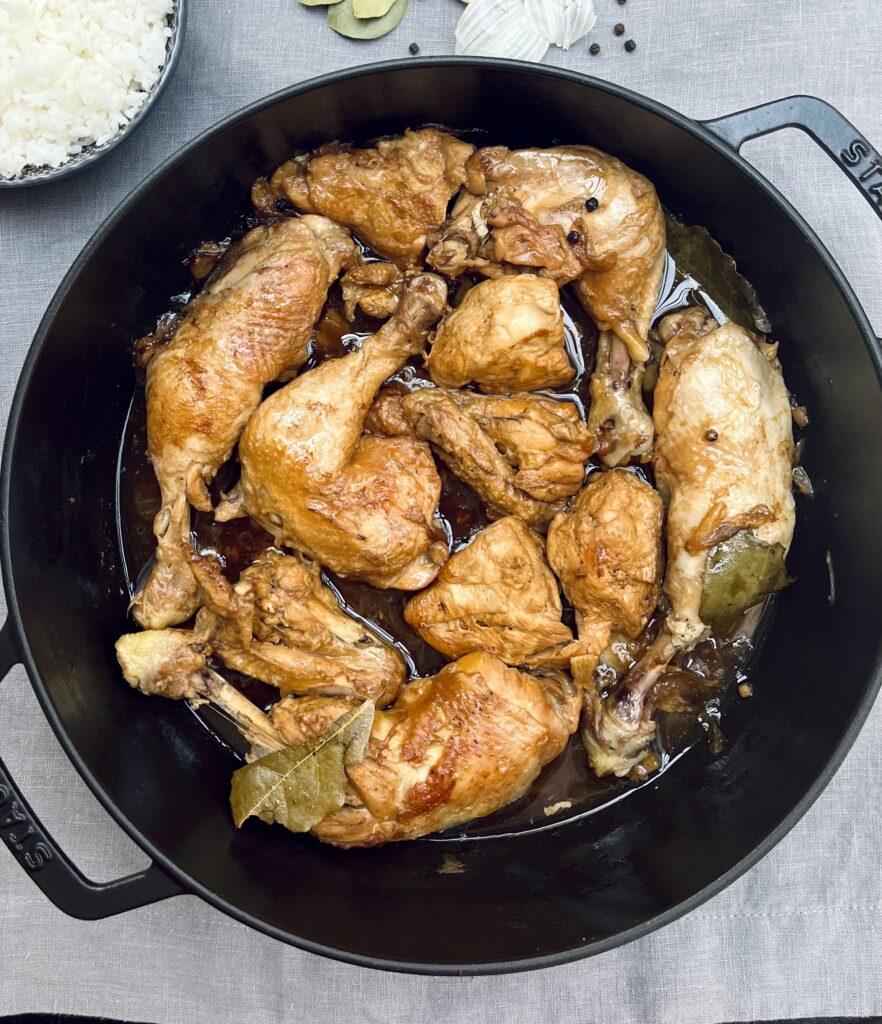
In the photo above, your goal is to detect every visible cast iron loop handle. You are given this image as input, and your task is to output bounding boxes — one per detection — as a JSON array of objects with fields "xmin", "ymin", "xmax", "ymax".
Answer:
[
  {"xmin": 702, "ymin": 95, "xmax": 882, "ymax": 223},
  {"xmin": 0, "ymin": 618, "xmax": 185, "ymax": 918}
]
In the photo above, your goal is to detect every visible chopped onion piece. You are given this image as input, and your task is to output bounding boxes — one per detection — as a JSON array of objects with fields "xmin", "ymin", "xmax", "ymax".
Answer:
[
  {"xmin": 455, "ymin": 0, "xmax": 549, "ymax": 61},
  {"xmin": 524, "ymin": 0, "xmax": 596, "ymax": 49}
]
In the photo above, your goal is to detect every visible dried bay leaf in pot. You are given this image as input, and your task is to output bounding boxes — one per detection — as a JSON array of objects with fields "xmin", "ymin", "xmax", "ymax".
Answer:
[
  {"xmin": 328, "ymin": 0, "xmax": 408, "ymax": 39},
  {"xmin": 664, "ymin": 216, "xmax": 772, "ymax": 334},
  {"xmin": 700, "ymin": 531, "xmax": 791, "ymax": 633},
  {"xmin": 230, "ymin": 700, "xmax": 374, "ymax": 832}
]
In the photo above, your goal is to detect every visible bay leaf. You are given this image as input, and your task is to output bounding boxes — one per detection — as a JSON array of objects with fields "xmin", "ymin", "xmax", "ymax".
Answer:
[
  {"xmin": 664, "ymin": 216, "xmax": 771, "ymax": 334},
  {"xmin": 299, "ymin": 0, "xmax": 343, "ymax": 7},
  {"xmin": 328, "ymin": 0, "xmax": 408, "ymax": 39},
  {"xmin": 699, "ymin": 531, "xmax": 790, "ymax": 633},
  {"xmin": 230, "ymin": 700, "xmax": 374, "ymax": 832},
  {"xmin": 353, "ymin": 0, "xmax": 396, "ymax": 15}
]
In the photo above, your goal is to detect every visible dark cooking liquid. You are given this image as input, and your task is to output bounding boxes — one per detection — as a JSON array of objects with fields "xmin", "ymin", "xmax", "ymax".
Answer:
[{"xmin": 116, "ymin": 217, "xmax": 763, "ymax": 840}]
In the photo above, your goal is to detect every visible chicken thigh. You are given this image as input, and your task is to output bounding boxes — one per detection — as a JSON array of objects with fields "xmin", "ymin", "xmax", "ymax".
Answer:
[
  {"xmin": 236, "ymin": 275, "xmax": 450, "ymax": 589},
  {"xmin": 582, "ymin": 309, "xmax": 795, "ymax": 777},
  {"xmin": 404, "ymin": 517, "xmax": 573, "ymax": 665},
  {"xmin": 400, "ymin": 388, "xmax": 595, "ymax": 530},
  {"xmin": 131, "ymin": 216, "xmax": 355, "ymax": 630},
  {"xmin": 270, "ymin": 652, "xmax": 581, "ymax": 847},
  {"xmin": 427, "ymin": 275, "xmax": 574, "ymax": 393},
  {"xmin": 267, "ymin": 129, "xmax": 475, "ymax": 266}
]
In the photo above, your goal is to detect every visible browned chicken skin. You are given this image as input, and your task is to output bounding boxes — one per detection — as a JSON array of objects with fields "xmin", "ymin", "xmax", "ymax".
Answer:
[
  {"xmin": 131, "ymin": 216, "xmax": 355, "ymax": 630},
  {"xmin": 340, "ymin": 262, "xmax": 403, "ymax": 320},
  {"xmin": 270, "ymin": 129, "xmax": 475, "ymax": 266},
  {"xmin": 400, "ymin": 387, "xmax": 595, "ymax": 530},
  {"xmin": 427, "ymin": 276, "xmax": 574, "ymax": 393},
  {"xmin": 546, "ymin": 470, "xmax": 664, "ymax": 777},
  {"xmin": 236, "ymin": 275, "xmax": 450, "ymax": 589},
  {"xmin": 404, "ymin": 517, "xmax": 573, "ymax": 666},
  {"xmin": 270, "ymin": 652, "xmax": 581, "ymax": 846}
]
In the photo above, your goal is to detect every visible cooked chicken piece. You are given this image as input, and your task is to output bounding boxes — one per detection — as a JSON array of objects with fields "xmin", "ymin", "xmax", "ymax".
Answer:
[
  {"xmin": 340, "ymin": 262, "xmax": 403, "ymax": 320},
  {"xmin": 404, "ymin": 517, "xmax": 573, "ymax": 666},
  {"xmin": 587, "ymin": 330, "xmax": 655, "ymax": 467},
  {"xmin": 427, "ymin": 144, "xmax": 665, "ymax": 362},
  {"xmin": 401, "ymin": 388, "xmax": 594, "ymax": 530},
  {"xmin": 115, "ymin": 628, "xmax": 285, "ymax": 756},
  {"xmin": 268, "ymin": 129, "xmax": 475, "ymax": 266},
  {"xmin": 187, "ymin": 549, "xmax": 405, "ymax": 706},
  {"xmin": 654, "ymin": 307, "xmax": 795, "ymax": 648},
  {"xmin": 131, "ymin": 216, "xmax": 355, "ymax": 630},
  {"xmin": 270, "ymin": 652, "xmax": 581, "ymax": 847},
  {"xmin": 427, "ymin": 276, "xmax": 574, "ymax": 393},
  {"xmin": 581, "ymin": 309, "xmax": 795, "ymax": 778},
  {"xmin": 364, "ymin": 382, "xmax": 414, "ymax": 438},
  {"xmin": 547, "ymin": 470, "xmax": 663, "ymax": 676},
  {"xmin": 237, "ymin": 275, "xmax": 449, "ymax": 589}
]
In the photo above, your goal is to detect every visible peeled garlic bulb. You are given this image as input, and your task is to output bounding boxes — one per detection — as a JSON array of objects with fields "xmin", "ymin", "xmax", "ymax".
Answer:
[
  {"xmin": 455, "ymin": 0, "xmax": 549, "ymax": 61},
  {"xmin": 524, "ymin": 0, "xmax": 596, "ymax": 49}
]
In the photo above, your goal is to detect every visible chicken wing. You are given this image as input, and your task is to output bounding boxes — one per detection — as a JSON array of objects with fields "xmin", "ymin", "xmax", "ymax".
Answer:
[
  {"xmin": 236, "ymin": 275, "xmax": 449, "ymax": 589},
  {"xmin": 581, "ymin": 309, "xmax": 795, "ymax": 777},
  {"xmin": 400, "ymin": 388, "xmax": 595, "ymax": 530},
  {"xmin": 131, "ymin": 216, "xmax": 355, "ymax": 630},
  {"xmin": 427, "ymin": 144, "xmax": 665, "ymax": 362},
  {"xmin": 270, "ymin": 652, "xmax": 581, "ymax": 846},
  {"xmin": 340, "ymin": 262, "xmax": 403, "ymax": 320},
  {"xmin": 267, "ymin": 129, "xmax": 475, "ymax": 266},
  {"xmin": 404, "ymin": 517, "xmax": 573, "ymax": 666},
  {"xmin": 188, "ymin": 549, "xmax": 405, "ymax": 706},
  {"xmin": 427, "ymin": 276, "xmax": 574, "ymax": 393},
  {"xmin": 587, "ymin": 329, "xmax": 654, "ymax": 467}
]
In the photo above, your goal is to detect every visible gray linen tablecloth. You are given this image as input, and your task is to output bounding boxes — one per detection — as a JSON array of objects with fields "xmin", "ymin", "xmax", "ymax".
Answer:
[{"xmin": 1, "ymin": 1, "xmax": 881, "ymax": 1021}]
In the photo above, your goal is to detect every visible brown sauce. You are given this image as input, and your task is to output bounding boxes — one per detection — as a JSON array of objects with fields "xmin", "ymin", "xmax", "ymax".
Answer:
[{"xmin": 115, "ymin": 210, "xmax": 770, "ymax": 839}]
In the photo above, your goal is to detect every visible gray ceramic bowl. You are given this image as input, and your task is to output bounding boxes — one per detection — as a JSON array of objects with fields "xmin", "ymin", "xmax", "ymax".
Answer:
[{"xmin": 0, "ymin": 0, "xmax": 186, "ymax": 189}]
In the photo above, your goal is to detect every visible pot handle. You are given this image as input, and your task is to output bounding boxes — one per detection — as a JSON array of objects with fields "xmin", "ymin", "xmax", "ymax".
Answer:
[
  {"xmin": 702, "ymin": 95, "xmax": 882, "ymax": 222},
  {"xmin": 0, "ymin": 618, "xmax": 185, "ymax": 919}
]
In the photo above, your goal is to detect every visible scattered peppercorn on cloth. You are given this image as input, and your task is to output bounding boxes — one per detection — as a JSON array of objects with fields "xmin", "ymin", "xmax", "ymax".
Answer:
[{"xmin": 1, "ymin": 0, "xmax": 881, "ymax": 1021}]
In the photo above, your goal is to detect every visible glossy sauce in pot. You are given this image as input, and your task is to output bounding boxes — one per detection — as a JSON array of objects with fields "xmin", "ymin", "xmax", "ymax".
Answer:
[{"xmin": 116, "ymin": 214, "xmax": 775, "ymax": 840}]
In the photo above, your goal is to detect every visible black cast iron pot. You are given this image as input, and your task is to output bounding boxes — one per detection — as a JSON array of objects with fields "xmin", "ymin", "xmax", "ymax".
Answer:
[{"xmin": 2, "ymin": 59, "xmax": 881, "ymax": 974}]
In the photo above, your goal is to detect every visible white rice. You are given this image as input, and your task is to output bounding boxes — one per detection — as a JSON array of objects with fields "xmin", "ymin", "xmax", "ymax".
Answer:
[{"xmin": 0, "ymin": 0, "xmax": 174, "ymax": 179}]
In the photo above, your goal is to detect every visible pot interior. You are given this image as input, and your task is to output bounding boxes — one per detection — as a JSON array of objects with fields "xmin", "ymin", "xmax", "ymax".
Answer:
[{"xmin": 5, "ymin": 62, "xmax": 882, "ymax": 971}]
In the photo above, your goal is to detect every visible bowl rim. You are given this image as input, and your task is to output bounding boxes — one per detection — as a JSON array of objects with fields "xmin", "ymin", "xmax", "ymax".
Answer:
[
  {"xmin": 0, "ymin": 0, "xmax": 188, "ymax": 189},
  {"xmin": 3, "ymin": 56, "xmax": 882, "ymax": 974}
]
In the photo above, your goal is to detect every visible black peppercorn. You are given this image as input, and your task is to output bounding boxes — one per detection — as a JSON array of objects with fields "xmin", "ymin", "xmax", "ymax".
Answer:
[
  {"xmin": 567, "ymin": 230, "xmax": 581, "ymax": 244},
  {"xmin": 617, "ymin": 0, "xmax": 626, "ymax": 5},
  {"xmin": 624, "ymin": 38, "xmax": 637, "ymax": 52},
  {"xmin": 409, "ymin": 42, "xmax": 420, "ymax": 55},
  {"xmin": 589, "ymin": 42, "xmax": 600, "ymax": 55},
  {"xmin": 274, "ymin": 196, "xmax": 291, "ymax": 212},
  {"xmin": 614, "ymin": 22, "xmax": 625, "ymax": 35},
  {"xmin": 705, "ymin": 429, "xmax": 719, "ymax": 442},
  {"xmin": 585, "ymin": 197, "xmax": 599, "ymax": 211}
]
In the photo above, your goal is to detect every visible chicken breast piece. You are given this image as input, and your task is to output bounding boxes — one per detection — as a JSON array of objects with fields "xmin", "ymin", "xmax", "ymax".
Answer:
[
  {"xmin": 237, "ymin": 275, "xmax": 450, "ymax": 589},
  {"xmin": 188, "ymin": 549, "xmax": 405, "ymax": 707},
  {"xmin": 270, "ymin": 652, "xmax": 581, "ymax": 847},
  {"xmin": 404, "ymin": 517, "xmax": 573, "ymax": 666},
  {"xmin": 427, "ymin": 144, "xmax": 665, "ymax": 362},
  {"xmin": 401, "ymin": 388, "xmax": 595, "ymax": 530},
  {"xmin": 427, "ymin": 276, "xmax": 574, "ymax": 393},
  {"xmin": 547, "ymin": 470, "xmax": 664, "ymax": 676},
  {"xmin": 131, "ymin": 216, "xmax": 355, "ymax": 629},
  {"xmin": 268, "ymin": 129, "xmax": 475, "ymax": 266},
  {"xmin": 654, "ymin": 308, "xmax": 795, "ymax": 649}
]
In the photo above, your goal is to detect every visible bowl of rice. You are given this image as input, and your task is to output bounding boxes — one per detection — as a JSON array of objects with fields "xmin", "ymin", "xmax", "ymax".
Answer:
[{"xmin": 0, "ymin": 0, "xmax": 185, "ymax": 187}]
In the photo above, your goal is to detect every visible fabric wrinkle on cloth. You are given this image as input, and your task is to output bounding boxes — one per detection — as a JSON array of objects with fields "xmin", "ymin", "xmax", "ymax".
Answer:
[{"xmin": 1, "ymin": 1, "xmax": 881, "ymax": 1023}]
